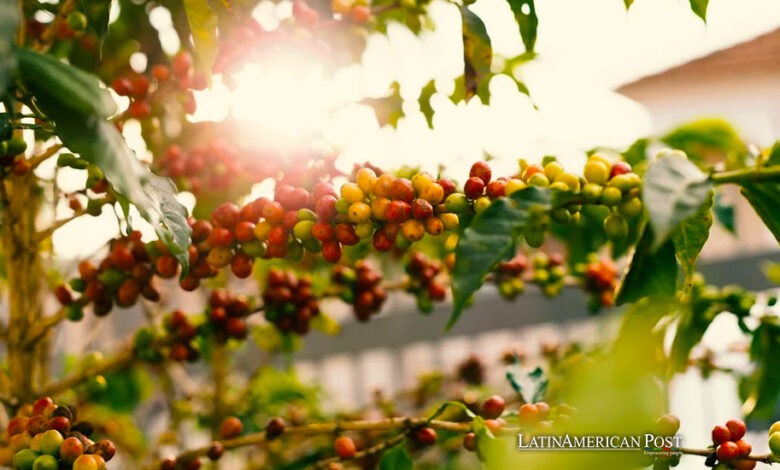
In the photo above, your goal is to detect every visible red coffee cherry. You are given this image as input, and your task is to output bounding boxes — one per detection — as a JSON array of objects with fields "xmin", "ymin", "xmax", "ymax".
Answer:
[
  {"xmin": 219, "ymin": 417, "xmax": 243, "ymax": 439},
  {"xmin": 265, "ymin": 417, "xmax": 286, "ymax": 439},
  {"xmin": 486, "ymin": 180, "xmax": 506, "ymax": 199},
  {"xmin": 735, "ymin": 439, "xmax": 752, "ymax": 457},
  {"xmin": 464, "ymin": 177, "xmax": 485, "ymax": 199},
  {"xmin": 156, "ymin": 255, "xmax": 179, "ymax": 278},
  {"xmin": 518, "ymin": 404, "xmax": 539, "ymax": 425},
  {"xmin": 207, "ymin": 442, "xmax": 224, "ymax": 461},
  {"xmin": 481, "ymin": 395, "xmax": 506, "ymax": 420},
  {"xmin": 463, "ymin": 432, "xmax": 476, "ymax": 452},
  {"xmin": 230, "ymin": 253, "xmax": 253, "ymax": 278},
  {"xmin": 33, "ymin": 397, "xmax": 54, "ymax": 415},
  {"xmin": 128, "ymin": 100, "xmax": 151, "ymax": 119},
  {"xmin": 208, "ymin": 227, "xmax": 234, "ymax": 247},
  {"xmin": 413, "ymin": 427, "xmax": 437, "ymax": 446},
  {"xmin": 322, "ymin": 240, "xmax": 343, "ymax": 263},
  {"xmin": 726, "ymin": 419, "xmax": 746, "ymax": 441},
  {"xmin": 716, "ymin": 441, "xmax": 739, "ymax": 461},
  {"xmin": 712, "ymin": 425, "xmax": 731, "ymax": 445},
  {"xmin": 161, "ymin": 457, "xmax": 178, "ymax": 470},
  {"xmin": 610, "ymin": 161, "xmax": 631, "ymax": 178},
  {"xmin": 111, "ymin": 77, "xmax": 133, "ymax": 96},
  {"xmin": 93, "ymin": 439, "xmax": 116, "ymax": 461},
  {"xmin": 234, "ymin": 221, "xmax": 256, "ymax": 242},
  {"xmin": 334, "ymin": 436, "xmax": 357, "ymax": 459},
  {"xmin": 470, "ymin": 161, "xmax": 492, "ymax": 184},
  {"xmin": 210, "ymin": 203, "xmax": 240, "ymax": 228},
  {"xmin": 48, "ymin": 415, "xmax": 71, "ymax": 434}
]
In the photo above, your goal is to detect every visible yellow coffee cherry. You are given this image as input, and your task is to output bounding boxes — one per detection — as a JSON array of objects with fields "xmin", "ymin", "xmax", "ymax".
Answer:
[
  {"xmin": 474, "ymin": 196, "xmax": 492, "ymax": 214},
  {"xmin": 402, "ymin": 219, "xmax": 425, "ymax": 242},
  {"xmin": 528, "ymin": 173, "xmax": 550, "ymax": 187},
  {"xmin": 412, "ymin": 171, "xmax": 435, "ymax": 194},
  {"xmin": 583, "ymin": 160, "xmax": 609, "ymax": 184},
  {"xmin": 425, "ymin": 217, "xmax": 444, "ymax": 236},
  {"xmin": 589, "ymin": 153, "xmax": 612, "ymax": 172},
  {"xmin": 505, "ymin": 178, "xmax": 526, "ymax": 196},
  {"xmin": 331, "ymin": 0, "xmax": 353, "ymax": 14},
  {"xmin": 544, "ymin": 162, "xmax": 564, "ymax": 181},
  {"xmin": 341, "ymin": 182, "xmax": 365, "ymax": 203},
  {"xmin": 356, "ymin": 168, "xmax": 378, "ymax": 193},
  {"xmin": 419, "ymin": 182, "xmax": 444, "ymax": 204},
  {"xmin": 608, "ymin": 173, "xmax": 641, "ymax": 192},
  {"xmin": 549, "ymin": 181, "xmax": 569, "ymax": 191},
  {"xmin": 254, "ymin": 221, "xmax": 272, "ymax": 240},
  {"xmin": 348, "ymin": 202, "xmax": 371, "ymax": 223},
  {"xmin": 207, "ymin": 246, "xmax": 233, "ymax": 268},
  {"xmin": 373, "ymin": 173, "xmax": 396, "ymax": 198},
  {"xmin": 600, "ymin": 187, "xmax": 623, "ymax": 206},
  {"xmin": 355, "ymin": 222, "xmax": 374, "ymax": 238},
  {"xmin": 371, "ymin": 197, "xmax": 391, "ymax": 220},
  {"xmin": 440, "ymin": 213, "xmax": 459, "ymax": 231},
  {"xmin": 444, "ymin": 234, "xmax": 459, "ymax": 251},
  {"xmin": 554, "ymin": 173, "xmax": 581, "ymax": 191}
]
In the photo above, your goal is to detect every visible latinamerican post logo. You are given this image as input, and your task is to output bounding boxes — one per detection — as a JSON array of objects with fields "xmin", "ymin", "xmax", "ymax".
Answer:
[{"xmin": 517, "ymin": 434, "xmax": 683, "ymax": 456}]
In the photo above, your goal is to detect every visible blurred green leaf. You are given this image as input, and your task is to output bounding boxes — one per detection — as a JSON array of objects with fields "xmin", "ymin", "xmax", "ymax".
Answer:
[
  {"xmin": 182, "ymin": 0, "xmax": 218, "ymax": 75},
  {"xmin": 623, "ymin": 0, "xmax": 633, "ymax": 9},
  {"xmin": 713, "ymin": 193, "xmax": 735, "ymax": 234},
  {"xmin": 615, "ymin": 226, "xmax": 678, "ymax": 305},
  {"xmin": 473, "ymin": 416, "xmax": 508, "ymax": 468},
  {"xmin": 0, "ymin": 0, "xmax": 17, "ymax": 97},
  {"xmin": 661, "ymin": 118, "xmax": 746, "ymax": 164},
  {"xmin": 672, "ymin": 191, "xmax": 713, "ymax": 282},
  {"xmin": 81, "ymin": 0, "xmax": 112, "ymax": 52},
  {"xmin": 766, "ymin": 141, "xmax": 780, "ymax": 166},
  {"xmin": 741, "ymin": 182, "xmax": 780, "ymax": 245},
  {"xmin": 17, "ymin": 48, "xmax": 117, "ymax": 117},
  {"xmin": 462, "ymin": 6, "xmax": 492, "ymax": 103},
  {"xmin": 418, "ymin": 80, "xmax": 436, "ymax": 129},
  {"xmin": 689, "ymin": 0, "xmax": 709, "ymax": 21},
  {"xmin": 379, "ymin": 442, "xmax": 412, "ymax": 470},
  {"xmin": 670, "ymin": 304, "xmax": 720, "ymax": 373},
  {"xmin": 362, "ymin": 83, "xmax": 403, "ymax": 127},
  {"xmin": 642, "ymin": 153, "xmax": 713, "ymax": 247},
  {"xmin": 506, "ymin": 0, "xmax": 537, "ymax": 53},
  {"xmin": 623, "ymin": 138, "xmax": 649, "ymax": 167},
  {"xmin": 743, "ymin": 319, "xmax": 780, "ymax": 417}
]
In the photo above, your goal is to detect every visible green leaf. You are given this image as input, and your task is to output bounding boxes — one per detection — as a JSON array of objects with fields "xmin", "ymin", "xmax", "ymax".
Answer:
[
  {"xmin": 672, "ymin": 191, "xmax": 713, "ymax": 282},
  {"xmin": 743, "ymin": 319, "xmax": 780, "ymax": 418},
  {"xmin": 472, "ymin": 416, "xmax": 508, "ymax": 468},
  {"xmin": 766, "ymin": 141, "xmax": 780, "ymax": 166},
  {"xmin": 506, "ymin": 0, "xmax": 537, "ymax": 53},
  {"xmin": 35, "ymin": 98, "xmax": 191, "ymax": 272},
  {"xmin": 450, "ymin": 187, "xmax": 564, "ymax": 329},
  {"xmin": 16, "ymin": 48, "xmax": 117, "ymax": 118},
  {"xmin": 461, "ymin": 6, "xmax": 492, "ymax": 103},
  {"xmin": 0, "ymin": 0, "xmax": 17, "ymax": 97},
  {"xmin": 379, "ymin": 443, "xmax": 412, "ymax": 470},
  {"xmin": 713, "ymin": 193, "xmax": 735, "ymax": 234},
  {"xmin": 81, "ymin": 0, "xmax": 112, "ymax": 53},
  {"xmin": 689, "ymin": 0, "xmax": 709, "ymax": 21},
  {"xmin": 669, "ymin": 304, "xmax": 720, "ymax": 372},
  {"xmin": 741, "ymin": 182, "xmax": 780, "ymax": 244},
  {"xmin": 661, "ymin": 118, "xmax": 746, "ymax": 164},
  {"xmin": 418, "ymin": 80, "xmax": 436, "ymax": 129},
  {"xmin": 622, "ymin": 137, "xmax": 649, "ymax": 167},
  {"xmin": 623, "ymin": 0, "xmax": 634, "ymax": 9},
  {"xmin": 642, "ymin": 153, "xmax": 713, "ymax": 247},
  {"xmin": 428, "ymin": 401, "xmax": 476, "ymax": 421},
  {"xmin": 362, "ymin": 83, "xmax": 403, "ymax": 127},
  {"xmin": 615, "ymin": 226, "xmax": 678, "ymax": 305},
  {"xmin": 182, "ymin": 0, "xmax": 218, "ymax": 76}
]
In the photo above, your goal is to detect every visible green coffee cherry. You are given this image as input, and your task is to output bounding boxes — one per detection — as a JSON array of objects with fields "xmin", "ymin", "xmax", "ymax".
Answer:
[
  {"xmin": 528, "ymin": 173, "xmax": 550, "ymax": 187},
  {"xmin": 86, "ymin": 199, "xmax": 103, "ymax": 216},
  {"xmin": 582, "ymin": 183, "xmax": 603, "ymax": 202},
  {"xmin": 5, "ymin": 137, "xmax": 27, "ymax": 156},
  {"xmin": 619, "ymin": 197, "xmax": 643, "ymax": 218},
  {"xmin": 603, "ymin": 214, "xmax": 628, "ymax": 241},
  {"xmin": 525, "ymin": 229, "xmax": 545, "ymax": 248},
  {"xmin": 445, "ymin": 193, "xmax": 469, "ymax": 213},
  {"xmin": 600, "ymin": 187, "xmax": 623, "ymax": 206},
  {"xmin": 67, "ymin": 11, "xmax": 88, "ymax": 31},
  {"xmin": 551, "ymin": 208, "xmax": 571, "ymax": 224},
  {"xmin": 473, "ymin": 196, "xmax": 491, "ymax": 214}
]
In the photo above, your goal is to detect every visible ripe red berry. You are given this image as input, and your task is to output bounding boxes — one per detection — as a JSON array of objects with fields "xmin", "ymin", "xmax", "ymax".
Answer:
[
  {"xmin": 78, "ymin": 261, "xmax": 98, "ymax": 281},
  {"xmin": 428, "ymin": 281, "xmax": 446, "ymax": 300},
  {"xmin": 391, "ymin": 178, "xmax": 415, "ymax": 203},
  {"xmin": 518, "ymin": 403, "xmax": 539, "ymax": 425},
  {"xmin": 117, "ymin": 279, "xmax": 140, "ymax": 306},
  {"xmin": 7, "ymin": 417, "xmax": 28, "ymax": 436},
  {"xmin": 111, "ymin": 77, "xmax": 133, "ymax": 96},
  {"xmin": 315, "ymin": 195, "xmax": 337, "ymax": 221},
  {"xmin": 226, "ymin": 317, "xmax": 248, "ymax": 339},
  {"xmin": 733, "ymin": 460, "xmax": 757, "ymax": 470},
  {"xmin": 716, "ymin": 441, "xmax": 739, "ymax": 461},
  {"xmin": 463, "ymin": 432, "xmax": 476, "ymax": 451},
  {"xmin": 386, "ymin": 200, "xmax": 411, "ymax": 223},
  {"xmin": 208, "ymin": 227, "xmax": 234, "ymax": 247},
  {"xmin": 712, "ymin": 425, "xmax": 731, "ymax": 445},
  {"xmin": 334, "ymin": 436, "xmax": 357, "ymax": 459},
  {"xmin": 470, "ymin": 161, "xmax": 492, "ymax": 184},
  {"xmin": 60, "ymin": 436, "xmax": 85, "ymax": 464},
  {"xmin": 726, "ymin": 419, "xmax": 746, "ymax": 441},
  {"xmin": 410, "ymin": 199, "xmax": 433, "ymax": 220},
  {"xmin": 231, "ymin": 253, "xmax": 253, "ymax": 278},
  {"xmin": 335, "ymin": 224, "xmax": 359, "ymax": 245},
  {"xmin": 486, "ymin": 180, "xmax": 506, "ymax": 199},
  {"xmin": 172, "ymin": 51, "xmax": 193, "ymax": 79},
  {"xmin": 156, "ymin": 255, "xmax": 179, "ymax": 278},
  {"xmin": 482, "ymin": 395, "xmax": 506, "ymax": 420},
  {"xmin": 313, "ymin": 222, "xmax": 335, "ymax": 241},
  {"xmin": 373, "ymin": 230, "xmax": 394, "ymax": 252},
  {"xmin": 207, "ymin": 442, "xmax": 224, "ymax": 461},
  {"xmin": 161, "ymin": 457, "xmax": 178, "ymax": 470},
  {"xmin": 262, "ymin": 201, "xmax": 285, "ymax": 224},
  {"xmin": 265, "ymin": 417, "xmax": 286, "ymax": 439},
  {"xmin": 131, "ymin": 75, "xmax": 150, "ymax": 98},
  {"xmin": 322, "ymin": 240, "xmax": 343, "ymax": 263},
  {"xmin": 610, "ymin": 161, "xmax": 631, "ymax": 178},
  {"xmin": 128, "ymin": 100, "xmax": 151, "ymax": 119},
  {"xmin": 438, "ymin": 178, "xmax": 457, "ymax": 198},
  {"xmin": 191, "ymin": 220, "xmax": 213, "ymax": 243},
  {"xmin": 93, "ymin": 439, "xmax": 116, "ymax": 461},
  {"xmin": 26, "ymin": 414, "xmax": 48, "ymax": 434},
  {"xmin": 55, "ymin": 285, "xmax": 73, "ymax": 305},
  {"xmin": 464, "ymin": 176, "xmax": 485, "ymax": 199},
  {"xmin": 267, "ymin": 225, "xmax": 288, "ymax": 246},
  {"xmin": 219, "ymin": 417, "xmax": 243, "ymax": 439},
  {"xmin": 735, "ymin": 439, "xmax": 752, "ymax": 457},
  {"xmin": 414, "ymin": 427, "xmax": 437, "ymax": 446},
  {"xmin": 234, "ymin": 221, "xmax": 256, "ymax": 243},
  {"xmin": 48, "ymin": 415, "xmax": 71, "ymax": 434},
  {"xmin": 152, "ymin": 64, "xmax": 170, "ymax": 82},
  {"xmin": 211, "ymin": 203, "xmax": 241, "ymax": 228}
]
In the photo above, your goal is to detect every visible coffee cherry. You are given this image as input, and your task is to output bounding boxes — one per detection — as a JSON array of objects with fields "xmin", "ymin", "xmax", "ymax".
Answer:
[
  {"xmin": 519, "ymin": 404, "xmax": 539, "ymax": 425},
  {"xmin": 470, "ymin": 161, "xmax": 492, "ymax": 184},
  {"xmin": 716, "ymin": 441, "xmax": 739, "ymax": 461},
  {"xmin": 770, "ymin": 432, "xmax": 780, "ymax": 455},
  {"xmin": 128, "ymin": 100, "xmax": 151, "ymax": 119},
  {"xmin": 39, "ymin": 429, "xmax": 63, "ymax": 455},
  {"xmin": 463, "ymin": 432, "xmax": 477, "ymax": 451},
  {"xmin": 735, "ymin": 439, "xmax": 751, "ymax": 457},
  {"xmin": 486, "ymin": 180, "xmax": 506, "ymax": 199},
  {"xmin": 600, "ymin": 186, "xmax": 622, "ymax": 206},
  {"xmin": 583, "ymin": 160, "xmax": 609, "ymax": 184},
  {"xmin": 386, "ymin": 200, "xmax": 411, "ymax": 223},
  {"xmin": 31, "ymin": 454, "xmax": 58, "ymax": 470},
  {"xmin": 482, "ymin": 395, "xmax": 506, "ymax": 419},
  {"xmin": 47, "ymin": 415, "xmax": 71, "ymax": 434},
  {"xmin": 111, "ymin": 77, "xmax": 133, "ymax": 96},
  {"xmin": 603, "ymin": 214, "xmax": 628, "ymax": 241},
  {"xmin": 160, "ymin": 457, "xmax": 178, "ymax": 470},
  {"xmin": 334, "ymin": 436, "xmax": 357, "ymax": 459},
  {"xmin": 726, "ymin": 419, "xmax": 747, "ymax": 441},
  {"xmin": 733, "ymin": 460, "xmax": 757, "ymax": 470},
  {"xmin": 207, "ymin": 441, "xmax": 224, "ymax": 461},
  {"xmin": 265, "ymin": 417, "xmax": 286, "ymax": 439},
  {"xmin": 340, "ymin": 183, "xmax": 364, "ymax": 203},
  {"xmin": 322, "ymin": 240, "xmax": 343, "ymax": 263},
  {"xmin": 348, "ymin": 202, "xmax": 371, "ymax": 223},
  {"xmin": 60, "ymin": 437, "xmax": 84, "ymax": 464},
  {"xmin": 73, "ymin": 454, "xmax": 99, "ymax": 470},
  {"xmin": 464, "ymin": 177, "xmax": 485, "ymax": 199},
  {"xmin": 414, "ymin": 427, "xmax": 437, "ymax": 446},
  {"xmin": 656, "ymin": 414, "xmax": 680, "ymax": 437},
  {"xmin": 712, "ymin": 425, "xmax": 731, "ymax": 445},
  {"xmin": 219, "ymin": 417, "xmax": 243, "ymax": 439},
  {"xmin": 230, "ymin": 253, "xmax": 253, "ymax": 278},
  {"xmin": 610, "ymin": 161, "xmax": 631, "ymax": 178}
]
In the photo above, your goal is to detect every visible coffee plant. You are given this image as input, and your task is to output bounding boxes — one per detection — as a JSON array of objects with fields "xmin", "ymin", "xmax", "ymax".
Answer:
[{"xmin": 0, "ymin": 0, "xmax": 779, "ymax": 468}]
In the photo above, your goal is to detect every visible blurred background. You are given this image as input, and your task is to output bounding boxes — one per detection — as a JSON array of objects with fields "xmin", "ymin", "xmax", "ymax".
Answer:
[{"xmin": 30, "ymin": 0, "xmax": 780, "ymax": 467}]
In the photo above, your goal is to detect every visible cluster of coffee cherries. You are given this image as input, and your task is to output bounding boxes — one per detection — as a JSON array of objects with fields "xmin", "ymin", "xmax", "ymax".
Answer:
[
  {"xmin": 262, "ymin": 268, "xmax": 320, "ymax": 335},
  {"xmin": 768, "ymin": 420, "xmax": 780, "ymax": 461},
  {"xmin": 710, "ymin": 419, "xmax": 754, "ymax": 469},
  {"xmin": 1, "ymin": 397, "xmax": 115, "ymax": 470},
  {"xmin": 405, "ymin": 252, "xmax": 448, "ymax": 313},
  {"xmin": 580, "ymin": 155, "xmax": 643, "ymax": 242},
  {"xmin": 457, "ymin": 355, "xmax": 486, "ymax": 386},
  {"xmin": 494, "ymin": 254, "xmax": 528, "ymax": 300},
  {"xmin": 0, "ymin": 136, "xmax": 30, "ymax": 176},
  {"xmin": 289, "ymin": 0, "xmax": 371, "ymax": 28},
  {"xmin": 156, "ymin": 143, "xmax": 242, "ymax": 194},
  {"xmin": 577, "ymin": 254, "xmax": 618, "ymax": 310},
  {"xmin": 331, "ymin": 261, "xmax": 387, "ymax": 321},
  {"xmin": 58, "ymin": 231, "xmax": 159, "ymax": 318},
  {"xmin": 530, "ymin": 253, "xmax": 567, "ymax": 298},
  {"xmin": 111, "ymin": 51, "xmax": 201, "ymax": 121},
  {"xmin": 54, "ymin": 159, "xmax": 112, "ymax": 217},
  {"xmin": 207, "ymin": 289, "xmax": 252, "ymax": 343},
  {"xmin": 164, "ymin": 310, "xmax": 200, "ymax": 362}
]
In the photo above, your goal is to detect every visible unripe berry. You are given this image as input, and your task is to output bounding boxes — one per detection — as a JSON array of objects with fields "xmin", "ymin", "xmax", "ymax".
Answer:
[
  {"xmin": 419, "ymin": 182, "xmax": 444, "ymax": 204},
  {"xmin": 554, "ymin": 173, "xmax": 581, "ymax": 191},
  {"xmin": 207, "ymin": 246, "xmax": 233, "ymax": 268},
  {"xmin": 603, "ymin": 214, "xmax": 628, "ymax": 241},
  {"xmin": 505, "ymin": 178, "xmax": 526, "ymax": 196},
  {"xmin": 373, "ymin": 173, "xmax": 396, "ymax": 198},
  {"xmin": 544, "ymin": 161, "xmax": 564, "ymax": 181},
  {"xmin": 340, "ymin": 183, "xmax": 364, "ymax": 203},
  {"xmin": 356, "ymin": 168, "xmax": 378, "ymax": 192},
  {"xmin": 412, "ymin": 171, "xmax": 434, "ymax": 193},
  {"xmin": 402, "ymin": 219, "xmax": 425, "ymax": 242},
  {"xmin": 527, "ymin": 173, "xmax": 549, "ymax": 187},
  {"xmin": 600, "ymin": 186, "xmax": 623, "ymax": 206},
  {"xmin": 473, "ymin": 197, "xmax": 491, "ymax": 214},
  {"xmin": 656, "ymin": 414, "xmax": 680, "ymax": 437},
  {"xmin": 425, "ymin": 217, "xmax": 444, "ymax": 236},
  {"xmin": 583, "ymin": 160, "xmax": 609, "ymax": 184},
  {"xmin": 519, "ymin": 403, "xmax": 539, "ymax": 425},
  {"xmin": 444, "ymin": 193, "xmax": 469, "ymax": 213},
  {"xmin": 348, "ymin": 202, "xmax": 371, "ymax": 223}
]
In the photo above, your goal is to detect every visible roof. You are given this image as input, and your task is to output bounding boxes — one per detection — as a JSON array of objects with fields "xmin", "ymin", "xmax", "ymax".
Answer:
[{"xmin": 617, "ymin": 27, "xmax": 780, "ymax": 94}]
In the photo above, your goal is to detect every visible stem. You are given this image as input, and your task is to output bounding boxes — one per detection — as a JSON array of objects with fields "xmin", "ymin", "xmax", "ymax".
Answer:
[
  {"xmin": 38, "ymin": 347, "xmax": 136, "ymax": 396},
  {"xmin": 711, "ymin": 164, "xmax": 780, "ymax": 185},
  {"xmin": 37, "ymin": 0, "xmax": 78, "ymax": 49},
  {"xmin": 679, "ymin": 448, "xmax": 775, "ymax": 464},
  {"xmin": 23, "ymin": 299, "xmax": 87, "ymax": 347},
  {"xmin": 314, "ymin": 432, "xmax": 407, "ymax": 468},
  {"xmin": 35, "ymin": 206, "xmax": 88, "ymax": 242},
  {"xmin": 29, "ymin": 143, "xmax": 63, "ymax": 169}
]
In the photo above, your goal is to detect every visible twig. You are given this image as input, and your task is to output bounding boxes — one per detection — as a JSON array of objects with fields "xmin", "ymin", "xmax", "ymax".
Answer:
[
  {"xmin": 23, "ymin": 298, "xmax": 87, "ymax": 347},
  {"xmin": 37, "ymin": 0, "xmax": 78, "ymax": 48},
  {"xmin": 29, "ymin": 143, "xmax": 63, "ymax": 169},
  {"xmin": 314, "ymin": 432, "xmax": 407, "ymax": 468},
  {"xmin": 36, "ymin": 207, "xmax": 88, "ymax": 242},
  {"xmin": 38, "ymin": 347, "xmax": 136, "ymax": 396}
]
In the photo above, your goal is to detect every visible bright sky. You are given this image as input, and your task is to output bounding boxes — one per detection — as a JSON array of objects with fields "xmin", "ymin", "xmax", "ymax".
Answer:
[{"xmin": 43, "ymin": 0, "xmax": 780, "ymax": 256}]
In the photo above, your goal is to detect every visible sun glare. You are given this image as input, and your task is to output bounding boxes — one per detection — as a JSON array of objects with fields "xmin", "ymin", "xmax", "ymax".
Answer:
[{"xmin": 229, "ymin": 50, "xmax": 335, "ymax": 144}]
